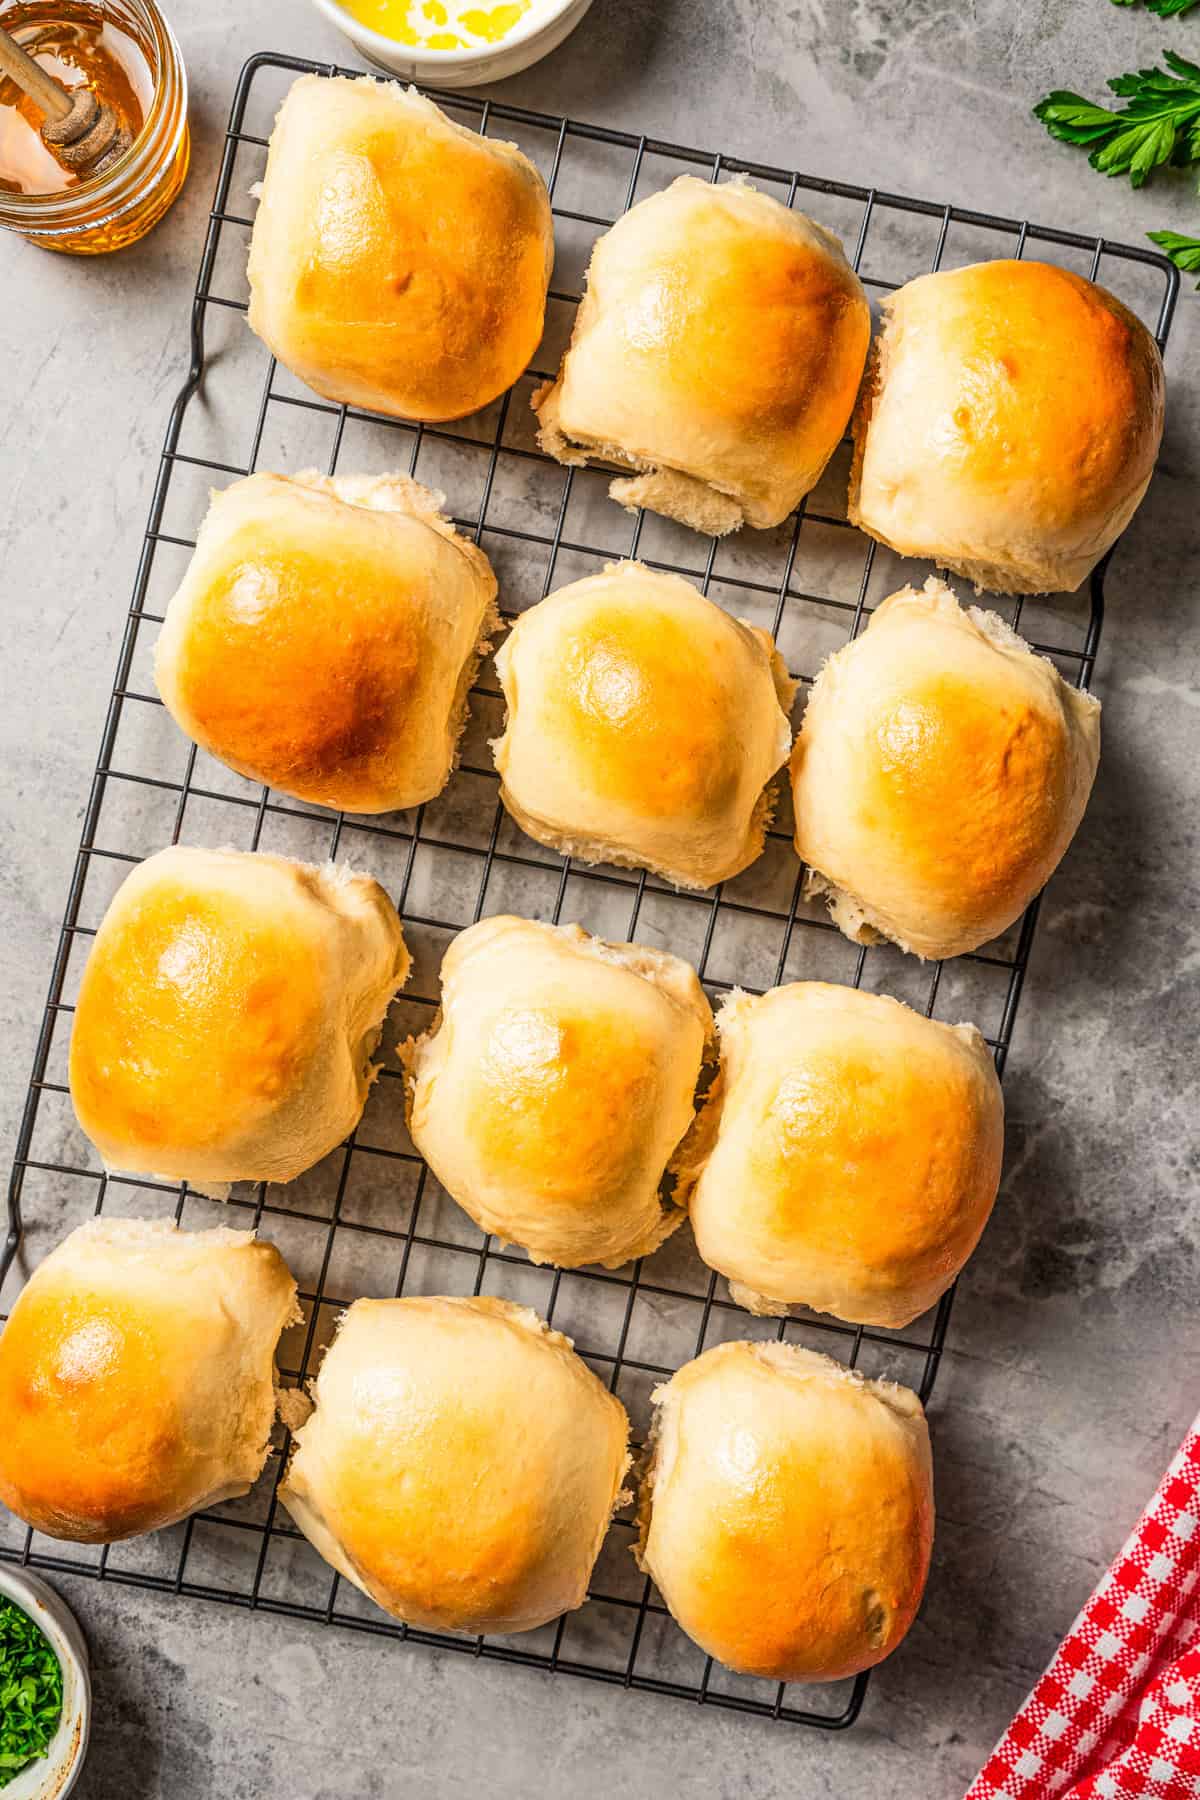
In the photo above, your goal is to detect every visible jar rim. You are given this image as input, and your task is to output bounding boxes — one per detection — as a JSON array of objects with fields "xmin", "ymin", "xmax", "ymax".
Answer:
[{"xmin": 0, "ymin": 0, "xmax": 188, "ymax": 223}]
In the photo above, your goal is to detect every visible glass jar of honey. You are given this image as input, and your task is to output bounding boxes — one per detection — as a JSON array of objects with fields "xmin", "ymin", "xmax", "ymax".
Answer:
[{"xmin": 0, "ymin": 0, "xmax": 188, "ymax": 252}]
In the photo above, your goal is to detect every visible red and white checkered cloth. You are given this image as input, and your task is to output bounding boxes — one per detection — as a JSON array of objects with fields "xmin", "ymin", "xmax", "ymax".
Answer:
[{"xmin": 966, "ymin": 1416, "xmax": 1200, "ymax": 1800}]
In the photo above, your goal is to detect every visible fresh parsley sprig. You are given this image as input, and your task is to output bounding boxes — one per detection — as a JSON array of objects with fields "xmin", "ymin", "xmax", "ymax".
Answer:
[
  {"xmin": 1034, "ymin": 49, "xmax": 1200, "ymax": 187},
  {"xmin": 1111, "ymin": 0, "xmax": 1200, "ymax": 16},
  {"xmin": 0, "ymin": 1600, "xmax": 64, "ymax": 1789},
  {"xmin": 1149, "ymin": 225, "xmax": 1200, "ymax": 266}
]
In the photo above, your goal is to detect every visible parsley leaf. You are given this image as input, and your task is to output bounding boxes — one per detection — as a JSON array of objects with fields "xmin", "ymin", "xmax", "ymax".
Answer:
[
  {"xmin": 0, "ymin": 1600, "xmax": 63, "ymax": 1789},
  {"xmin": 1149, "ymin": 225, "xmax": 1200, "ymax": 279},
  {"xmin": 1111, "ymin": 0, "xmax": 1200, "ymax": 14},
  {"xmin": 1034, "ymin": 50, "xmax": 1200, "ymax": 186}
]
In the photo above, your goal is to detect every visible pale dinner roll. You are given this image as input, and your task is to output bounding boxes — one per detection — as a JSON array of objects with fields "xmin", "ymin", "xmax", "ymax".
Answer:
[
  {"xmin": 791, "ymin": 578, "xmax": 1100, "ymax": 960},
  {"xmin": 0, "ymin": 1217, "xmax": 299, "ymax": 1543},
  {"xmin": 534, "ymin": 176, "xmax": 870, "ymax": 534},
  {"xmin": 493, "ymin": 562, "xmax": 795, "ymax": 889},
  {"xmin": 404, "ymin": 916, "xmax": 712, "ymax": 1269},
  {"xmin": 849, "ymin": 259, "xmax": 1165, "ymax": 594},
  {"xmin": 154, "ymin": 471, "xmax": 498, "ymax": 814},
  {"xmin": 247, "ymin": 76, "xmax": 553, "ymax": 422},
  {"xmin": 69, "ymin": 846, "xmax": 410, "ymax": 1188},
  {"xmin": 279, "ymin": 1297, "xmax": 629, "ymax": 1634},
  {"xmin": 637, "ymin": 1342, "xmax": 934, "ymax": 1683},
  {"xmin": 677, "ymin": 983, "xmax": 1004, "ymax": 1328}
]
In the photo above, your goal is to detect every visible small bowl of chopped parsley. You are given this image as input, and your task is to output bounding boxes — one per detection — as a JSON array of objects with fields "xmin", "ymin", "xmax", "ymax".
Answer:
[{"xmin": 0, "ymin": 1570, "xmax": 89, "ymax": 1799}]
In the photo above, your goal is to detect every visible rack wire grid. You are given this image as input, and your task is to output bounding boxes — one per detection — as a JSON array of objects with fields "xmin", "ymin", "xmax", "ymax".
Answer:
[{"xmin": 0, "ymin": 49, "xmax": 1181, "ymax": 1734}]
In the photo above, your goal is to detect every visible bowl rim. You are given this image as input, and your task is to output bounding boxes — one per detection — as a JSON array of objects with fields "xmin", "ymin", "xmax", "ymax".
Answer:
[
  {"xmin": 0, "ymin": 1567, "xmax": 91, "ymax": 1800},
  {"xmin": 310, "ymin": 0, "xmax": 586, "ymax": 66}
]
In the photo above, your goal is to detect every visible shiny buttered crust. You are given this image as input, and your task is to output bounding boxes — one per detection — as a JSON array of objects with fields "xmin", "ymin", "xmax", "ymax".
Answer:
[
  {"xmin": 791, "ymin": 578, "xmax": 1100, "ymax": 959},
  {"xmin": 0, "ymin": 1217, "xmax": 299, "ymax": 1543},
  {"xmin": 493, "ymin": 563, "xmax": 796, "ymax": 889},
  {"xmin": 849, "ymin": 260, "xmax": 1165, "ymax": 594},
  {"xmin": 677, "ymin": 983, "xmax": 1004, "ymax": 1327},
  {"xmin": 637, "ymin": 1342, "xmax": 933, "ymax": 1683},
  {"xmin": 404, "ymin": 916, "xmax": 713, "ymax": 1269},
  {"xmin": 247, "ymin": 76, "xmax": 553, "ymax": 423},
  {"xmin": 154, "ymin": 471, "xmax": 498, "ymax": 814},
  {"xmin": 69, "ymin": 846, "xmax": 410, "ymax": 1188},
  {"xmin": 279, "ymin": 1297, "xmax": 630, "ymax": 1634},
  {"xmin": 534, "ymin": 177, "xmax": 870, "ymax": 533}
]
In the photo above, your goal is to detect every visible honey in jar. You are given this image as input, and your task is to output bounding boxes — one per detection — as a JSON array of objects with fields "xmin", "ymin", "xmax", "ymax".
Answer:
[{"xmin": 0, "ymin": 0, "xmax": 188, "ymax": 252}]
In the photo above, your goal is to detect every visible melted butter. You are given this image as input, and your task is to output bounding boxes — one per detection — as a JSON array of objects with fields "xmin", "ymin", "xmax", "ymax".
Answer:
[{"xmin": 341, "ymin": 0, "xmax": 535, "ymax": 49}]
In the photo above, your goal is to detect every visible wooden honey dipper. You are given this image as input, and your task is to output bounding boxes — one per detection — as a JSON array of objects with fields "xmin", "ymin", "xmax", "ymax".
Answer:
[{"xmin": 0, "ymin": 19, "xmax": 131, "ymax": 175}]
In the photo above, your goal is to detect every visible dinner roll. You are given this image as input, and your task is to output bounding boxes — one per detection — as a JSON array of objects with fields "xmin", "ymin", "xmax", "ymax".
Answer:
[
  {"xmin": 791, "ymin": 577, "xmax": 1100, "ymax": 960},
  {"xmin": 404, "ymin": 916, "xmax": 712, "ymax": 1269},
  {"xmin": 678, "ymin": 983, "xmax": 1003, "ymax": 1328},
  {"xmin": 279, "ymin": 1297, "xmax": 629, "ymax": 1633},
  {"xmin": 69, "ymin": 846, "xmax": 409, "ymax": 1188},
  {"xmin": 247, "ymin": 76, "xmax": 553, "ymax": 422},
  {"xmin": 0, "ymin": 1217, "xmax": 298, "ymax": 1543},
  {"xmin": 154, "ymin": 471, "xmax": 498, "ymax": 814},
  {"xmin": 534, "ymin": 177, "xmax": 870, "ymax": 534},
  {"xmin": 637, "ymin": 1342, "xmax": 933, "ymax": 1683},
  {"xmin": 493, "ymin": 562, "xmax": 795, "ymax": 889},
  {"xmin": 849, "ymin": 259, "xmax": 1165, "ymax": 594}
]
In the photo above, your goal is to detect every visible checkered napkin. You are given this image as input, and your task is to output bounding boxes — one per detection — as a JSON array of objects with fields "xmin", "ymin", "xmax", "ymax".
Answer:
[{"xmin": 966, "ymin": 1417, "xmax": 1200, "ymax": 1800}]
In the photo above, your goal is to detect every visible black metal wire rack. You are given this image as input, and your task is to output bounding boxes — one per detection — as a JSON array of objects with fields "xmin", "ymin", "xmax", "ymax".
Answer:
[{"xmin": 0, "ymin": 49, "xmax": 1181, "ymax": 1734}]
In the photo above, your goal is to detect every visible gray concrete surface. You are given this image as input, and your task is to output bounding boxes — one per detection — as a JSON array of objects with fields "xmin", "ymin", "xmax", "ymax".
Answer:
[{"xmin": 3, "ymin": 0, "xmax": 1200, "ymax": 1795}]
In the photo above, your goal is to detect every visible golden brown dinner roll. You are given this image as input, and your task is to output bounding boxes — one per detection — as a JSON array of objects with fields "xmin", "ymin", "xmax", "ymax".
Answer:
[
  {"xmin": 637, "ymin": 1342, "xmax": 933, "ymax": 1683},
  {"xmin": 404, "ymin": 916, "xmax": 712, "ymax": 1269},
  {"xmin": 69, "ymin": 846, "xmax": 409, "ymax": 1188},
  {"xmin": 279, "ymin": 1297, "xmax": 629, "ymax": 1633},
  {"xmin": 247, "ymin": 75, "xmax": 553, "ymax": 422},
  {"xmin": 849, "ymin": 259, "xmax": 1165, "ymax": 594},
  {"xmin": 677, "ymin": 983, "xmax": 1003, "ymax": 1327},
  {"xmin": 534, "ymin": 176, "xmax": 870, "ymax": 534},
  {"xmin": 791, "ymin": 577, "xmax": 1100, "ymax": 960},
  {"xmin": 493, "ymin": 562, "xmax": 795, "ymax": 888},
  {"xmin": 154, "ymin": 471, "xmax": 498, "ymax": 814},
  {"xmin": 0, "ymin": 1217, "xmax": 298, "ymax": 1543}
]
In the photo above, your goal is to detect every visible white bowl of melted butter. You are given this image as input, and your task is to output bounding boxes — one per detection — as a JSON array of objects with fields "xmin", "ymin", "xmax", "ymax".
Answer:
[{"xmin": 312, "ymin": 0, "xmax": 594, "ymax": 85}]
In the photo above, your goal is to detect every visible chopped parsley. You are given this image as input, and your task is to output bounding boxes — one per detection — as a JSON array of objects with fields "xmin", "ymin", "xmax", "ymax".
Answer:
[{"xmin": 0, "ymin": 1599, "xmax": 64, "ymax": 1788}]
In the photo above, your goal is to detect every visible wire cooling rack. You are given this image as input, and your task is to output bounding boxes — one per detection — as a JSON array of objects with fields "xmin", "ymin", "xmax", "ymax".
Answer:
[{"xmin": 0, "ymin": 50, "xmax": 1181, "ymax": 1734}]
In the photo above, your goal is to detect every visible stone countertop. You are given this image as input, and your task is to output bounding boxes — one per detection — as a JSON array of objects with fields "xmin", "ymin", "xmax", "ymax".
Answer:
[{"xmin": 2, "ymin": 1, "xmax": 1199, "ymax": 1795}]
